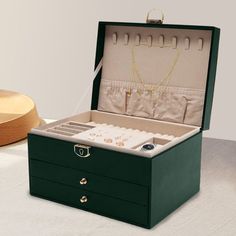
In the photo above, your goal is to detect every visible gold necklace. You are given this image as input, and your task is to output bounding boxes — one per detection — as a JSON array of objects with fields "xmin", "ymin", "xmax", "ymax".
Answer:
[{"xmin": 130, "ymin": 42, "xmax": 181, "ymax": 97}]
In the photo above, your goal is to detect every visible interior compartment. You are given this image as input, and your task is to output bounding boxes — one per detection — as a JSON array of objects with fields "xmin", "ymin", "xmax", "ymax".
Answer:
[
  {"xmin": 132, "ymin": 137, "xmax": 172, "ymax": 153},
  {"xmin": 32, "ymin": 110, "xmax": 200, "ymax": 158},
  {"xmin": 97, "ymin": 25, "xmax": 212, "ymax": 127}
]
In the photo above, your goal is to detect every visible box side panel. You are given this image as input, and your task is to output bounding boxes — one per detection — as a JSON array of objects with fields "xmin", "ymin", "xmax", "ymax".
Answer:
[
  {"xmin": 202, "ymin": 28, "xmax": 220, "ymax": 130},
  {"xmin": 150, "ymin": 132, "xmax": 202, "ymax": 228},
  {"xmin": 28, "ymin": 134, "xmax": 33, "ymax": 194}
]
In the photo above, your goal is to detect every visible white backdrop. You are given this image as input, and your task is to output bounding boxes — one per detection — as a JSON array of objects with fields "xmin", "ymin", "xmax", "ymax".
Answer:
[{"xmin": 0, "ymin": 0, "xmax": 235, "ymax": 141}]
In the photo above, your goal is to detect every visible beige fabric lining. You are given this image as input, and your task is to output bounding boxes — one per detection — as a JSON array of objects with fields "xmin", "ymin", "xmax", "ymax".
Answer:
[
  {"xmin": 98, "ymin": 80, "xmax": 205, "ymax": 126},
  {"xmin": 98, "ymin": 25, "xmax": 212, "ymax": 127}
]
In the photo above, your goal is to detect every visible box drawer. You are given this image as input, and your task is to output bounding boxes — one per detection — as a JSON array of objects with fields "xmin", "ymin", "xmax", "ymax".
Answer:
[
  {"xmin": 29, "ymin": 159, "xmax": 148, "ymax": 205},
  {"xmin": 28, "ymin": 134, "xmax": 150, "ymax": 186},
  {"xmin": 30, "ymin": 176, "xmax": 148, "ymax": 227}
]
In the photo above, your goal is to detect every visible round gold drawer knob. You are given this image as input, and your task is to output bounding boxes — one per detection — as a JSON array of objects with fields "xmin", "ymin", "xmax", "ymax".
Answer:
[
  {"xmin": 80, "ymin": 178, "xmax": 88, "ymax": 185},
  {"xmin": 80, "ymin": 195, "xmax": 88, "ymax": 203}
]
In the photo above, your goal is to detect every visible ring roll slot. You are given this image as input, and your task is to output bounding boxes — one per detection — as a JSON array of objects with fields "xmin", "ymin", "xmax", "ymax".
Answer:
[
  {"xmin": 54, "ymin": 126, "xmax": 79, "ymax": 134},
  {"xmin": 46, "ymin": 128, "xmax": 74, "ymax": 136},
  {"xmin": 67, "ymin": 122, "xmax": 95, "ymax": 129},
  {"xmin": 62, "ymin": 125, "xmax": 89, "ymax": 132},
  {"xmin": 62, "ymin": 124, "xmax": 92, "ymax": 131}
]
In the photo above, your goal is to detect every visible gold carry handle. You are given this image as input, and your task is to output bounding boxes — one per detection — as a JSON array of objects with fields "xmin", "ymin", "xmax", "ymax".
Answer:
[{"xmin": 146, "ymin": 8, "xmax": 164, "ymax": 24}]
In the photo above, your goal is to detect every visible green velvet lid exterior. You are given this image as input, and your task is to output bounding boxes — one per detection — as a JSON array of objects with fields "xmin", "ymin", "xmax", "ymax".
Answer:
[{"xmin": 91, "ymin": 22, "xmax": 220, "ymax": 131}]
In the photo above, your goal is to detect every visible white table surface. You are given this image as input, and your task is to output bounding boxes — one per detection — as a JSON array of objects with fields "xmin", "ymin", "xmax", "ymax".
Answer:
[{"xmin": 0, "ymin": 131, "xmax": 236, "ymax": 236}]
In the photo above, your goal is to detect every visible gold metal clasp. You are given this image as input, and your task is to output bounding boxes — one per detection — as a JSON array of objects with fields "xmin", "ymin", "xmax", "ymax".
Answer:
[{"xmin": 74, "ymin": 144, "xmax": 91, "ymax": 158}]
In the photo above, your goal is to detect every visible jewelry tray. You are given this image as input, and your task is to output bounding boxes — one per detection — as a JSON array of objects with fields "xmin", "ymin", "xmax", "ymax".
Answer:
[{"xmin": 31, "ymin": 110, "xmax": 200, "ymax": 158}]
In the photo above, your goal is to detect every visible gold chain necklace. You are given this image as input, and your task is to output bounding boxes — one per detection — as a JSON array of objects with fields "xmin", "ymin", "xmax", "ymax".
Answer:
[{"xmin": 129, "ymin": 42, "xmax": 181, "ymax": 97}]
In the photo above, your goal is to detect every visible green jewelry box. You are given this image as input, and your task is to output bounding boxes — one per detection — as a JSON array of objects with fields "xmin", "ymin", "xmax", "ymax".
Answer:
[{"xmin": 28, "ymin": 21, "xmax": 220, "ymax": 228}]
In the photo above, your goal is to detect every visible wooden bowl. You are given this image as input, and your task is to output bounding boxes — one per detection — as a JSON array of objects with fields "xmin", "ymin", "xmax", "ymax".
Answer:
[{"xmin": 0, "ymin": 90, "xmax": 40, "ymax": 146}]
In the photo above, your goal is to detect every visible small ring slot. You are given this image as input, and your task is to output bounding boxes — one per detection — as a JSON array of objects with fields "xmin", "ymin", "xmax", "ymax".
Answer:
[
  {"xmin": 198, "ymin": 38, "xmax": 204, "ymax": 51},
  {"xmin": 135, "ymin": 34, "xmax": 141, "ymax": 46},
  {"xmin": 147, "ymin": 35, "xmax": 152, "ymax": 47},
  {"xmin": 184, "ymin": 37, "xmax": 190, "ymax": 50},
  {"xmin": 124, "ymin": 33, "xmax": 129, "ymax": 45},
  {"xmin": 112, "ymin": 32, "xmax": 117, "ymax": 44},
  {"xmin": 159, "ymin": 35, "xmax": 164, "ymax": 48},
  {"xmin": 172, "ymin": 36, "xmax": 177, "ymax": 49}
]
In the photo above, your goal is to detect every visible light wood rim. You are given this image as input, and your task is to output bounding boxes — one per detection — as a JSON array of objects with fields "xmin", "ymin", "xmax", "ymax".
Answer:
[{"xmin": 0, "ymin": 90, "xmax": 40, "ymax": 146}]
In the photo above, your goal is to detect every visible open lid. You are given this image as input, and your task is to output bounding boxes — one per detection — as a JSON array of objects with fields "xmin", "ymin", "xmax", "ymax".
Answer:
[{"xmin": 91, "ymin": 22, "xmax": 220, "ymax": 130}]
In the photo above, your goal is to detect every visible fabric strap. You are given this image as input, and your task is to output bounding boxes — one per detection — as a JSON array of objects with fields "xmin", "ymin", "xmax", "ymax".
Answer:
[{"xmin": 72, "ymin": 58, "xmax": 103, "ymax": 114}]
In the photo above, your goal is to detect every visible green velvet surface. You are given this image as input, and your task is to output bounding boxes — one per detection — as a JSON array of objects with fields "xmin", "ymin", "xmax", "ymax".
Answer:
[{"xmin": 149, "ymin": 132, "xmax": 202, "ymax": 227}]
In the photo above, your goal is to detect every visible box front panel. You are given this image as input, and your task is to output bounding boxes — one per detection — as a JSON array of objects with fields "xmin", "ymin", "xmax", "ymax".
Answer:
[
  {"xmin": 30, "ymin": 159, "xmax": 148, "ymax": 205},
  {"xmin": 28, "ymin": 134, "xmax": 150, "ymax": 186},
  {"xmin": 30, "ymin": 177, "xmax": 148, "ymax": 227}
]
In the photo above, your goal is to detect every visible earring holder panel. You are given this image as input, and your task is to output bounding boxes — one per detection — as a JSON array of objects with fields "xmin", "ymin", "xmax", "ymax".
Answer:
[{"xmin": 110, "ymin": 32, "xmax": 205, "ymax": 51}]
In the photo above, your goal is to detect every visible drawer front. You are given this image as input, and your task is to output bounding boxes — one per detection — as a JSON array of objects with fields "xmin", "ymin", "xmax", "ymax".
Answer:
[
  {"xmin": 28, "ymin": 134, "xmax": 150, "ymax": 186},
  {"xmin": 30, "ymin": 177, "xmax": 148, "ymax": 227},
  {"xmin": 30, "ymin": 159, "xmax": 148, "ymax": 205}
]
